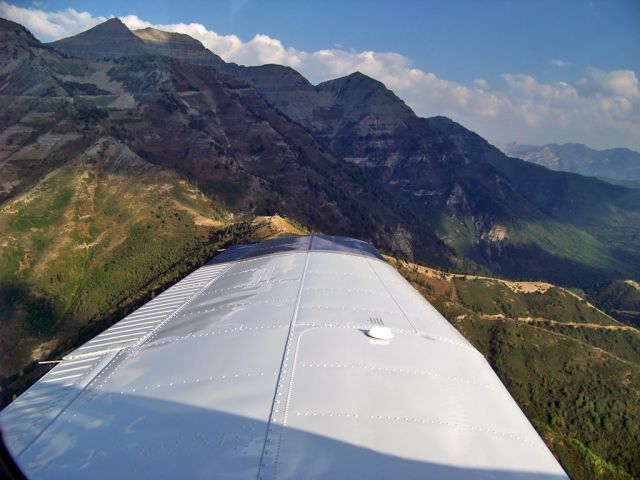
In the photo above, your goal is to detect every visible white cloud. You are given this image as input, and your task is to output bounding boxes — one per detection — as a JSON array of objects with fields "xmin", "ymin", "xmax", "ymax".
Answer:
[
  {"xmin": 587, "ymin": 67, "xmax": 640, "ymax": 100},
  {"xmin": 497, "ymin": 71, "xmax": 640, "ymax": 144},
  {"xmin": 550, "ymin": 59, "xmax": 570, "ymax": 67},
  {"xmin": 0, "ymin": 1, "xmax": 105, "ymax": 40},
  {"xmin": 1, "ymin": 2, "xmax": 639, "ymax": 150}
]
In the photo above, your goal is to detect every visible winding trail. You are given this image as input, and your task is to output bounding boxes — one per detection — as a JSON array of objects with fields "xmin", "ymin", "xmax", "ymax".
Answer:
[
  {"xmin": 474, "ymin": 315, "xmax": 639, "ymax": 367},
  {"xmin": 478, "ymin": 314, "xmax": 638, "ymax": 332}
]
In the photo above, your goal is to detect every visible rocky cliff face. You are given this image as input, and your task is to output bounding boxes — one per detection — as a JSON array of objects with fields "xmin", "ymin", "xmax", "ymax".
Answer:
[
  {"xmin": 236, "ymin": 68, "xmax": 550, "ymax": 265},
  {"xmin": 133, "ymin": 27, "xmax": 226, "ymax": 67},
  {"xmin": 234, "ymin": 66, "xmax": 640, "ymax": 283}
]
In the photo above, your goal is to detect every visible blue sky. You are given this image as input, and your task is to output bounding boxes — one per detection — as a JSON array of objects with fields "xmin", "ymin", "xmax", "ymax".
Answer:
[{"xmin": 3, "ymin": 0, "xmax": 640, "ymax": 150}]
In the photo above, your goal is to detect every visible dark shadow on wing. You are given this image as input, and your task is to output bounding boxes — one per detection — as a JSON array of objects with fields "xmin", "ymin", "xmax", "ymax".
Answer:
[{"xmin": 4, "ymin": 387, "xmax": 567, "ymax": 479}]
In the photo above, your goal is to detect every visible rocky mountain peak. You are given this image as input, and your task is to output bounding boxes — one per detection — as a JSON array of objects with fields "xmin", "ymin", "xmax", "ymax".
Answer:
[
  {"xmin": 0, "ymin": 18, "xmax": 52, "ymax": 74},
  {"xmin": 317, "ymin": 71, "xmax": 415, "ymax": 120},
  {"xmin": 46, "ymin": 18, "xmax": 227, "ymax": 67},
  {"xmin": 86, "ymin": 17, "xmax": 131, "ymax": 36},
  {"xmin": 0, "ymin": 17, "xmax": 42, "ymax": 48},
  {"xmin": 133, "ymin": 27, "xmax": 225, "ymax": 66},
  {"xmin": 49, "ymin": 18, "xmax": 146, "ymax": 59},
  {"xmin": 244, "ymin": 64, "xmax": 312, "ymax": 84}
]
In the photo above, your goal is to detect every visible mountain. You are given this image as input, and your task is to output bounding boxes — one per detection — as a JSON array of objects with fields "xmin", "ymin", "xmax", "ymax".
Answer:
[
  {"xmin": 7, "ymin": 19, "xmax": 447, "ymax": 262},
  {"xmin": 424, "ymin": 118, "xmax": 640, "ymax": 281},
  {"xmin": 15, "ymin": 18, "xmax": 640, "ymax": 284},
  {"xmin": 238, "ymin": 66, "xmax": 640, "ymax": 284},
  {"xmin": 49, "ymin": 17, "xmax": 227, "ymax": 68},
  {"xmin": 499, "ymin": 142, "xmax": 640, "ymax": 182},
  {"xmin": 0, "ymin": 137, "xmax": 231, "ymax": 382}
]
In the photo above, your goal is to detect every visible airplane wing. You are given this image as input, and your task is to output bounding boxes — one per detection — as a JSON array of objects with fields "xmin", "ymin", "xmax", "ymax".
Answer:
[{"xmin": 0, "ymin": 235, "xmax": 568, "ymax": 479}]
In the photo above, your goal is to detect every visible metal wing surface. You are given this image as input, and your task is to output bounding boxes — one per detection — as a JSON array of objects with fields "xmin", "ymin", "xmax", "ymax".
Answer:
[{"xmin": 0, "ymin": 235, "xmax": 568, "ymax": 479}]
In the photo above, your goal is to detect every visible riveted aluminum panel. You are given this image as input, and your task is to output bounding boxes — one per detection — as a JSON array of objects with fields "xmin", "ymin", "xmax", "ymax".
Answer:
[
  {"xmin": 0, "ymin": 352, "xmax": 118, "ymax": 456},
  {"xmin": 1, "ymin": 236, "xmax": 568, "ymax": 480},
  {"xmin": 277, "ymin": 328, "xmax": 557, "ymax": 475},
  {"xmin": 65, "ymin": 262, "xmax": 231, "ymax": 359}
]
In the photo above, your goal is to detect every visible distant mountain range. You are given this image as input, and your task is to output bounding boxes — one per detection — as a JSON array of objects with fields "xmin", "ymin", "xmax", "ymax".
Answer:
[{"xmin": 499, "ymin": 142, "xmax": 640, "ymax": 183}]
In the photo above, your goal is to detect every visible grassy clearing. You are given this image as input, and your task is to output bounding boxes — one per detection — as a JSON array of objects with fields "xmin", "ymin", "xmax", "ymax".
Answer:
[{"xmin": 0, "ymin": 149, "xmax": 231, "ymax": 395}]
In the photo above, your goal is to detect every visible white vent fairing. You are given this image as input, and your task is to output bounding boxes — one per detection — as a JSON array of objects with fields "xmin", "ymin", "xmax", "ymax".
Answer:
[{"xmin": 0, "ymin": 235, "xmax": 568, "ymax": 479}]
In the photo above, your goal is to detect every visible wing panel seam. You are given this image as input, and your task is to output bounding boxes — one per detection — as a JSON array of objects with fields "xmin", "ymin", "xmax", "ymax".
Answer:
[{"xmin": 256, "ymin": 251, "xmax": 310, "ymax": 480}]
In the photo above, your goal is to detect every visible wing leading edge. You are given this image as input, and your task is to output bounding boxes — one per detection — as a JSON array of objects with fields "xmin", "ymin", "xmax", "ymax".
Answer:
[{"xmin": 0, "ymin": 235, "xmax": 568, "ymax": 479}]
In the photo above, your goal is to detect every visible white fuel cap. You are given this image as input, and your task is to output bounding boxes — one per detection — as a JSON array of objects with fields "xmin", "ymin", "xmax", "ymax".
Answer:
[{"xmin": 366, "ymin": 325, "xmax": 394, "ymax": 341}]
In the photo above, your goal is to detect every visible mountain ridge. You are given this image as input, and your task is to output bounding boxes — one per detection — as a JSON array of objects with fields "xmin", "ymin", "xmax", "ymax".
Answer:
[
  {"xmin": 499, "ymin": 142, "xmax": 640, "ymax": 182},
  {"xmin": 10, "ymin": 17, "xmax": 640, "ymax": 284},
  {"xmin": 2, "ymin": 18, "xmax": 451, "ymax": 265}
]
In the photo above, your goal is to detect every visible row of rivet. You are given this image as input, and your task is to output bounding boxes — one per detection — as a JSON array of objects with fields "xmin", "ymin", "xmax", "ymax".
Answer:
[
  {"xmin": 29, "ymin": 264, "xmax": 235, "ymax": 446},
  {"xmin": 299, "ymin": 363, "xmax": 500, "ymax": 391},
  {"xmin": 139, "ymin": 324, "xmax": 289, "ymax": 349},
  {"xmin": 300, "ymin": 304, "xmax": 401, "ymax": 316},
  {"xmin": 88, "ymin": 263, "xmax": 235, "ymax": 398},
  {"xmin": 289, "ymin": 411, "xmax": 540, "ymax": 447},
  {"xmin": 203, "ymin": 277, "xmax": 297, "ymax": 296},
  {"xmin": 302, "ymin": 286, "xmax": 380, "ymax": 295},
  {"xmin": 258, "ymin": 254, "xmax": 311, "ymax": 480},
  {"xmin": 118, "ymin": 371, "xmax": 276, "ymax": 394},
  {"xmin": 177, "ymin": 298, "xmax": 296, "ymax": 318},
  {"xmin": 305, "ymin": 270, "xmax": 377, "ymax": 279}
]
